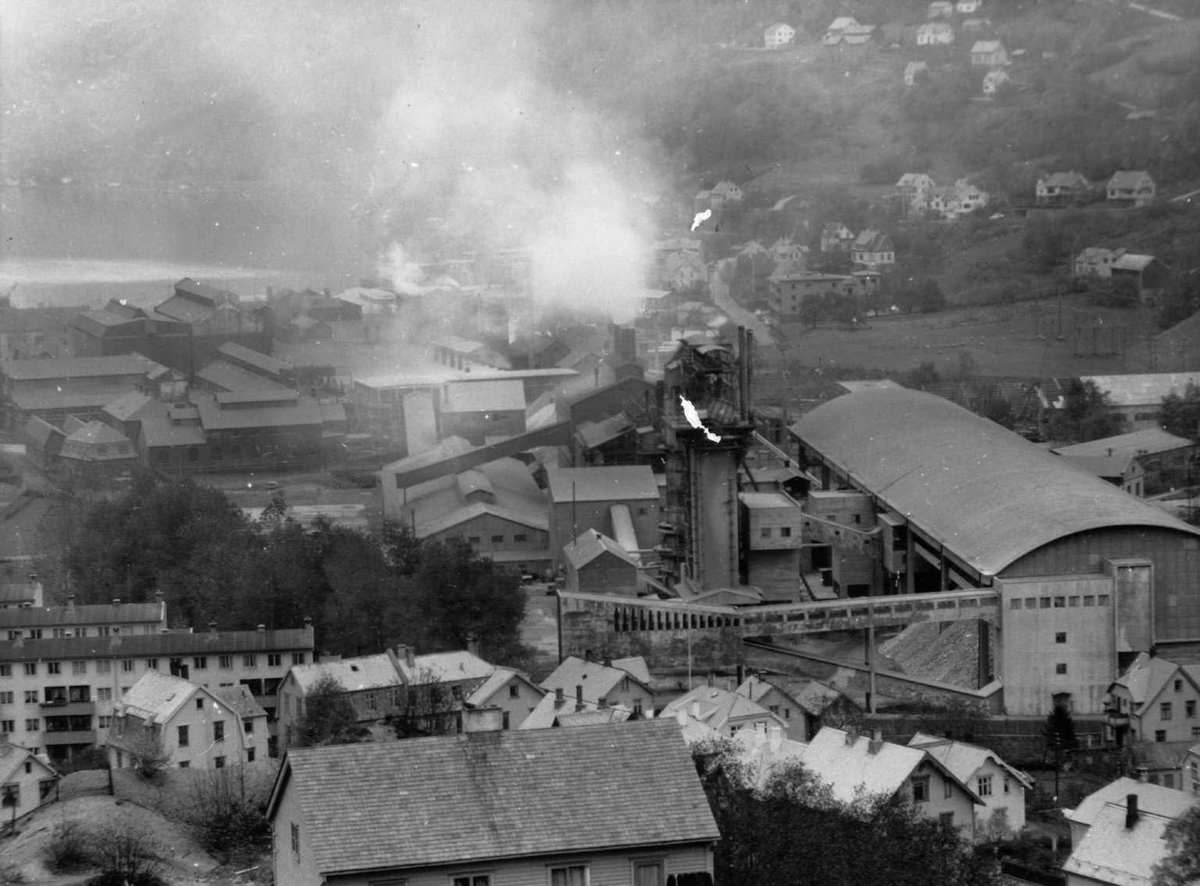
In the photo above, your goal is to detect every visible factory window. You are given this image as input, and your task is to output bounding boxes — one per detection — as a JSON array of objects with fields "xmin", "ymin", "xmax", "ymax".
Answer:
[
  {"xmin": 491, "ymin": 535, "xmax": 503, "ymax": 543},
  {"xmin": 1010, "ymin": 599, "xmax": 1022, "ymax": 610},
  {"xmin": 1068, "ymin": 596, "xmax": 1079, "ymax": 607},
  {"xmin": 780, "ymin": 527, "xmax": 792, "ymax": 537},
  {"xmin": 1055, "ymin": 663, "xmax": 1067, "ymax": 675},
  {"xmin": 1056, "ymin": 632, "xmax": 1067, "ymax": 643},
  {"xmin": 1053, "ymin": 597, "xmax": 1065, "ymax": 608},
  {"xmin": 1039, "ymin": 598, "xmax": 1051, "ymax": 609},
  {"xmin": 514, "ymin": 534, "xmax": 527, "ymax": 543},
  {"xmin": 1084, "ymin": 596, "xmax": 1095, "ymax": 606},
  {"xmin": 1025, "ymin": 597, "xmax": 1036, "ymax": 609},
  {"xmin": 1162, "ymin": 703, "xmax": 1173, "ymax": 720},
  {"xmin": 761, "ymin": 528, "xmax": 771, "ymax": 538}
]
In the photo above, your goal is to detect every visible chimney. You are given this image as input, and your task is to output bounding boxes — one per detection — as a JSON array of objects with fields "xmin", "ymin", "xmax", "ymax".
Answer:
[
  {"xmin": 845, "ymin": 726, "xmax": 859, "ymax": 745},
  {"xmin": 1126, "ymin": 793, "xmax": 1139, "ymax": 829},
  {"xmin": 555, "ymin": 687, "xmax": 565, "ymax": 706},
  {"xmin": 66, "ymin": 593, "xmax": 75, "ymax": 613},
  {"xmin": 736, "ymin": 664, "xmax": 746, "ymax": 686},
  {"xmin": 208, "ymin": 619, "xmax": 217, "ymax": 635},
  {"xmin": 1107, "ymin": 447, "xmax": 1114, "ymax": 456},
  {"xmin": 463, "ymin": 706, "xmax": 505, "ymax": 733},
  {"xmin": 603, "ymin": 657, "xmax": 612, "ymax": 668},
  {"xmin": 575, "ymin": 685, "xmax": 584, "ymax": 712},
  {"xmin": 155, "ymin": 589, "xmax": 164, "ymax": 604},
  {"xmin": 691, "ymin": 700, "xmax": 701, "ymax": 719},
  {"xmin": 112, "ymin": 597, "xmax": 121, "ymax": 606},
  {"xmin": 466, "ymin": 637, "xmax": 479, "ymax": 657},
  {"xmin": 1136, "ymin": 765, "xmax": 1149, "ymax": 783},
  {"xmin": 396, "ymin": 645, "xmax": 415, "ymax": 669},
  {"xmin": 868, "ymin": 729, "xmax": 883, "ymax": 754}
]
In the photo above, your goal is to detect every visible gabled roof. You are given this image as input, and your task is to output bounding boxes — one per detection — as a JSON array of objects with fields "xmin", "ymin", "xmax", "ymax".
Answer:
[
  {"xmin": 539, "ymin": 655, "xmax": 652, "ymax": 702},
  {"xmin": 1059, "ymin": 452, "xmax": 1138, "ymax": 479},
  {"xmin": 196, "ymin": 360, "xmax": 294, "ymax": 394},
  {"xmin": 216, "ymin": 341, "xmax": 292, "ymax": 377},
  {"xmin": 23, "ymin": 415, "xmax": 65, "ymax": 450},
  {"xmin": 212, "ymin": 684, "xmax": 268, "ymax": 719},
  {"xmin": 1112, "ymin": 254, "xmax": 1157, "ymax": 272},
  {"xmin": 139, "ymin": 417, "xmax": 207, "ymax": 447},
  {"xmin": 908, "ymin": 732, "xmax": 1033, "ymax": 789},
  {"xmin": 661, "ymin": 686, "xmax": 784, "ymax": 733},
  {"xmin": 114, "ymin": 670, "xmax": 199, "ymax": 724},
  {"xmin": 563, "ymin": 528, "xmax": 639, "ymax": 570},
  {"xmin": 0, "ymin": 741, "xmax": 56, "ymax": 786},
  {"xmin": 1066, "ymin": 776, "xmax": 1195, "ymax": 828},
  {"xmin": 546, "ymin": 466, "xmax": 660, "ymax": 503},
  {"xmin": 1, "ymin": 354, "xmax": 163, "ymax": 382},
  {"xmin": 1063, "ymin": 799, "xmax": 1191, "ymax": 886},
  {"xmin": 0, "ymin": 627, "xmax": 313, "ymax": 662},
  {"xmin": 736, "ymin": 675, "xmax": 850, "ymax": 717},
  {"xmin": 440, "ymin": 378, "xmax": 525, "ymax": 413},
  {"xmin": 415, "ymin": 500, "xmax": 548, "ymax": 539},
  {"xmin": 1108, "ymin": 653, "xmax": 1200, "ymax": 708},
  {"xmin": 102, "ymin": 391, "xmax": 162, "ymax": 423},
  {"xmin": 802, "ymin": 727, "xmax": 983, "ymax": 807},
  {"xmin": 396, "ymin": 650, "xmax": 495, "ymax": 685},
  {"xmin": 287, "ymin": 654, "xmax": 403, "ymax": 694},
  {"xmin": 791, "ymin": 389, "xmax": 1200, "ymax": 578},
  {"xmin": 64, "ymin": 421, "xmax": 130, "ymax": 447},
  {"xmin": 1041, "ymin": 170, "xmax": 1090, "ymax": 188},
  {"xmin": 270, "ymin": 720, "xmax": 720, "ymax": 877},
  {"xmin": 970, "ymin": 39, "xmax": 1004, "ymax": 53},
  {"xmin": 465, "ymin": 667, "xmax": 544, "ymax": 708},
  {"xmin": 1108, "ymin": 170, "xmax": 1154, "ymax": 190}
]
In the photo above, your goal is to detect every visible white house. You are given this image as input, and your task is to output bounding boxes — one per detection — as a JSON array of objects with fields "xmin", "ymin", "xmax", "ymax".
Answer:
[
  {"xmin": 970, "ymin": 40, "xmax": 1008, "ymax": 67},
  {"xmin": 905, "ymin": 60, "xmax": 929, "ymax": 86},
  {"xmin": 956, "ymin": 0, "xmax": 982, "ymax": 12},
  {"xmin": 982, "ymin": 68, "xmax": 1010, "ymax": 95},
  {"xmin": 916, "ymin": 21, "xmax": 955, "ymax": 45},
  {"xmin": 1107, "ymin": 171, "xmax": 1156, "ymax": 205},
  {"xmin": 928, "ymin": 1, "xmax": 954, "ymax": 18},
  {"xmin": 0, "ymin": 736, "xmax": 57, "ymax": 822},
  {"xmin": 764, "ymin": 22, "xmax": 796, "ymax": 49}
]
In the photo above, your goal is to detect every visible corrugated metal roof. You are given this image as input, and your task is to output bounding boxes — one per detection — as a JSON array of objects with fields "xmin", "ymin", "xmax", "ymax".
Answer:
[
  {"xmin": 563, "ymin": 529, "xmax": 639, "ymax": 570},
  {"xmin": 139, "ymin": 417, "xmax": 206, "ymax": 447},
  {"xmin": 216, "ymin": 341, "xmax": 292, "ymax": 376},
  {"xmin": 193, "ymin": 391, "xmax": 324, "ymax": 430},
  {"xmin": 276, "ymin": 719, "xmax": 719, "ymax": 876},
  {"xmin": 440, "ymin": 378, "xmax": 525, "ymax": 414},
  {"xmin": 2, "ymin": 354, "xmax": 162, "ymax": 381},
  {"xmin": 791, "ymin": 389, "xmax": 1200, "ymax": 577}
]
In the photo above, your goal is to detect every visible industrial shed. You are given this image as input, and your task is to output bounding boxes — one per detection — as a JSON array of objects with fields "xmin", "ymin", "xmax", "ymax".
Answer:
[{"xmin": 791, "ymin": 389, "xmax": 1200, "ymax": 715}]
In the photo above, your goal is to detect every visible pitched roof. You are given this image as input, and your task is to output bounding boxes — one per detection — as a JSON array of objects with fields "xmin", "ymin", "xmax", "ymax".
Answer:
[
  {"xmin": 535, "ymin": 656, "xmax": 652, "ymax": 713},
  {"xmin": 102, "ymin": 391, "xmax": 161, "ymax": 423},
  {"xmin": 415, "ymin": 500, "xmax": 549, "ymax": 539},
  {"xmin": 192, "ymin": 391, "xmax": 324, "ymax": 431},
  {"xmin": 139, "ymin": 416, "xmax": 207, "ymax": 447},
  {"xmin": 1, "ymin": 354, "xmax": 163, "ymax": 382},
  {"xmin": 1052, "ymin": 427, "xmax": 1192, "ymax": 460},
  {"xmin": 546, "ymin": 466, "xmax": 660, "ymax": 503},
  {"xmin": 0, "ymin": 601, "xmax": 162, "ymax": 629},
  {"xmin": 1067, "ymin": 776, "xmax": 1195, "ymax": 828},
  {"xmin": 908, "ymin": 733, "xmax": 1033, "ymax": 789},
  {"xmin": 1041, "ymin": 171, "xmax": 1090, "ymax": 188},
  {"xmin": 1108, "ymin": 170, "xmax": 1154, "ymax": 190},
  {"xmin": 736, "ymin": 675, "xmax": 850, "ymax": 717},
  {"xmin": 396, "ymin": 650, "xmax": 495, "ymax": 685},
  {"xmin": 1112, "ymin": 254, "xmax": 1157, "ymax": 272},
  {"xmin": 288, "ymin": 654, "xmax": 403, "ymax": 694},
  {"xmin": 0, "ymin": 741, "xmax": 56, "ymax": 786},
  {"xmin": 563, "ymin": 529, "xmax": 640, "ymax": 570},
  {"xmin": 465, "ymin": 667, "xmax": 543, "ymax": 708},
  {"xmin": 971, "ymin": 39, "xmax": 1004, "ymax": 52},
  {"xmin": 576, "ymin": 414, "xmax": 636, "ymax": 449},
  {"xmin": 216, "ymin": 341, "xmax": 292, "ymax": 377},
  {"xmin": 115, "ymin": 670, "xmax": 199, "ymax": 723},
  {"xmin": 661, "ymin": 686, "xmax": 784, "ymax": 733},
  {"xmin": 272, "ymin": 720, "xmax": 720, "ymax": 876},
  {"xmin": 196, "ymin": 360, "xmax": 293, "ymax": 394},
  {"xmin": 212, "ymin": 683, "xmax": 268, "ymax": 719},
  {"xmin": 1108, "ymin": 653, "xmax": 1194, "ymax": 707},
  {"xmin": 23, "ymin": 415, "xmax": 65, "ymax": 449},
  {"xmin": 440, "ymin": 378, "xmax": 525, "ymax": 413},
  {"xmin": 791, "ymin": 389, "xmax": 1200, "ymax": 578},
  {"xmin": 1063, "ymin": 799, "xmax": 1189, "ymax": 886}
]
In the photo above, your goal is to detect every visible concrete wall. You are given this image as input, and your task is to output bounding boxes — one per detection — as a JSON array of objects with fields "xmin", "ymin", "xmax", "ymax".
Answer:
[
  {"xmin": 558, "ymin": 594, "xmax": 743, "ymax": 672},
  {"xmin": 997, "ymin": 574, "xmax": 1117, "ymax": 716}
]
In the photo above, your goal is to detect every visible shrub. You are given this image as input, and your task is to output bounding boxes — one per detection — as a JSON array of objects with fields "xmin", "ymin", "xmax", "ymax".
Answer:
[
  {"xmin": 86, "ymin": 815, "xmax": 166, "ymax": 886},
  {"xmin": 185, "ymin": 767, "xmax": 272, "ymax": 864},
  {"xmin": 43, "ymin": 819, "xmax": 93, "ymax": 873}
]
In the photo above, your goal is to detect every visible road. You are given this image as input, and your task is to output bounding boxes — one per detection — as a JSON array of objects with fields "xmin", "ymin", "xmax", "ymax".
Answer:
[{"xmin": 709, "ymin": 267, "xmax": 776, "ymax": 348}]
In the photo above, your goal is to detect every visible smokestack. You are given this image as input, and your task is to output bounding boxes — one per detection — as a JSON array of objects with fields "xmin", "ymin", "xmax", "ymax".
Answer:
[
  {"xmin": 745, "ymin": 328, "xmax": 754, "ymax": 411},
  {"xmin": 555, "ymin": 687, "xmax": 564, "ymax": 706},
  {"xmin": 66, "ymin": 593, "xmax": 75, "ymax": 613},
  {"xmin": 736, "ymin": 664, "xmax": 746, "ymax": 686},
  {"xmin": 1126, "ymin": 793, "xmax": 1139, "ymax": 829},
  {"xmin": 845, "ymin": 726, "xmax": 859, "ymax": 745},
  {"xmin": 208, "ymin": 619, "xmax": 217, "ymax": 634},
  {"xmin": 868, "ymin": 729, "xmax": 883, "ymax": 754}
]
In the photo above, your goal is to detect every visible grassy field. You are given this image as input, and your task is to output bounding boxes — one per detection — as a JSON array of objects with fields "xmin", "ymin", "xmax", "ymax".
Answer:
[{"xmin": 763, "ymin": 295, "xmax": 1158, "ymax": 379}]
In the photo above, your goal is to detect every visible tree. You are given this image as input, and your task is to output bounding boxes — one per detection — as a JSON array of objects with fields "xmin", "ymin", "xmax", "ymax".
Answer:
[
  {"xmin": 125, "ymin": 727, "xmax": 172, "ymax": 782},
  {"xmin": 87, "ymin": 814, "xmax": 167, "ymax": 886},
  {"xmin": 1153, "ymin": 804, "xmax": 1200, "ymax": 886},
  {"xmin": 293, "ymin": 673, "xmax": 369, "ymax": 748},
  {"xmin": 186, "ymin": 766, "xmax": 273, "ymax": 865},
  {"xmin": 1159, "ymin": 381, "xmax": 1200, "ymax": 440},
  {"xmin": 1044, "ymin": 703, "xmax": 1079, "ymax": 753},
  {"xmin": 1046, "ymin": 379, "xmax": 1126, "ymax": 444}
]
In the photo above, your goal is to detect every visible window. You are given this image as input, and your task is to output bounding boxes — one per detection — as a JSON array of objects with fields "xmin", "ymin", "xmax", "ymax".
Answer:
[
  {"xmin": 550, "ymin": 865, "xmax": 588, "ymax": 886},
  {"xmin": 1099, "ymin": 595, "xmax": 1110, "ymax": 606},
  {"xmin": 1, "ymin": 785, "xmax": 18, "ymax": 808},
  {"xmin": 145, "ymin": 658, "xmax": 158, "ymax": 670},
  {"xmin": 1039, "ymin": 598, "xmax": 1051, "ymax": 609},
  {"xmin": 47, "ymin": 662, "xmax": 61, "ymax": 675},
  {"xmin": 178, "ymin": 761, "xmax": 190, "ymax": 769},
  {"xmin": 939, "ymin": 812, "xmax": 955, "ymax": 827},
  {"xmin": 1156, "ymin": 730, "xmax": 1167, "ymax": 742},
  {"xmin": 24, "ymin": 691, "xmax": 37, "ymax": 703},
  {"xmin": 1176, "ymin": 679, "xmax": 1183, "ymax": 692},
  {"xmin": 267, "ymin": 654, "xmax": 281, "ymax": 668},
  {"xmin": 97, "ymin": 688, "xmax": 112, "ymax": 702},
  {"xmin": 243, "ymin": 655, "xmax": 257, "ymax": 668},
  {"xmin": 911, "ymin": 776, "xmax": 930, "ymax": 802},
  {"xmin": 1162, "ymin": 703, "xmax": 1173, "ymax": 720},
  {"xmin": 944, "ymin": 778, "xmax": 953, "ymax": 799},
  {"xmin": 193, "ymin": 657, "xmax": 207, "ymax": 670},
  {"xmin": 122, "ymin": 660, "xmax": 134, "ymax": 673},
  {"xmin": 98, "ymin": 716, "xmax": 111, "ymax": 728},
  {"xmin": 247, "ymin": 747, "xmax": 256, "ymax": 762},
  {"xmin": 1193, "ymin": 727, "xmax": 1200, "ymax": 740},
  {"xmin": 195, "ymin": 698, "xmax": 204, "ymax": 710},
  {"xmin": 514, "ymin": 533, "xmax": 528, "ymax": 543},
  {"xmin": 453, "ymin": 877, "xmax": 490, "ymax": 886},
  {"xmin": 1188, "ymin": 701, "xmax": 1196, "ymax": 718},
  {"xmin": 1010, "ymin": 599, "xmax": 1022, "ymax": 610},
  {"xmin": 491, "ymin": 535, "xmax": 503, "ymax": 543},
  {"xmin": 0, "ymin": 691, "xmax": 11, "ymax": 704},
  {"xmin": 25, "ymin": 718, "xmax": 39, "ymax": 731},
  {"xmin": 451, "ymin": 685, "xmax": 463, "ymax": 701},
  {"xmin": 1068, "ymin": 596, "xmax": 1080, "ymax": 607},
  {"xmin": 243, "ymin": 718, "xmax": 254, "ymax": 734},
  {"xmin": 781, "ymin": 526, "xmax": 792, "ymax": 537},
  {"xmin": 214, "ymin": 756, "xmax": 225, "ymax": 769},
  {"xmin": 1055, "ymin": 632, "xmax": 1067, "ymax": 644},
  {"xmin": 977, "ymin": 775, "xmax": 993, "ymax": 797},
  {"xmin": 290, "ymin": 822, "xmax": 300, "ymax": 857},
  {"xmin": 0, "ymin": 721, "xmax": 14, "ymax": 733},
  {"xmin": 761, "ymin": 527, "xmax": 772, "ymax": 538},
  {"xmin": 95, "ymin": 660, "xmax": 111, "ymax": 674},
  {"xmin": 187, "ymin": 447, "xmax": 199, "ymax": 463},
  {"xmin": 0, "ymin": 664, "xmax": 9, "ymax": 677},
  {"xmin": 214, "ymin": 721, "xmax": 225, "ymax": 742},
  {"xmin": 72, "ymin": 661, "xmax": 87, "ymax": 675},
  {"xmin": 509, "ymin": 684, "xmax": 520, "ymax": 699},
  {"xmin": 1084, "ymin": 596, "xmax": 1095, "ymax": 606},
  {"xmin": 292, "ymin": 653, "xmax": 306, "ymax": 666},
  {"xmin": 1055, "ymin": 663, "xmax": 1068, "ymax": 675},
  {"xmin": 219, "ymin": 655, "xmax": 232, "ymax": 669},
  {"xmin": 178, "ymin": 725, "xmax": 189, "ymax": 747},
  {"xmin": 1053, "ymin": 597, "xmax": 1065, "ymax": 608}
]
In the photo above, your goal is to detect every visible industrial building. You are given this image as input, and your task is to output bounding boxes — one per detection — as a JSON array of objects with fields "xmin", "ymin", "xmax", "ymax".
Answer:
[{"xmin": 791, "ymin": 388, "xmax": 1200, "ymax": 715}]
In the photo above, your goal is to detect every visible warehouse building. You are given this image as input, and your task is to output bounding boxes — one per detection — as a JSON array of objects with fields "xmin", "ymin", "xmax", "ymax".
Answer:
[{"xmin": 791, "ymin": 388, "xmax": 1200, "ymax": 716}]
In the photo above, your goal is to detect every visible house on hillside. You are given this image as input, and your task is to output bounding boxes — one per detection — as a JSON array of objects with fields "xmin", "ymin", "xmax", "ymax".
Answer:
[
  {"xmin": 1037, "ymin": 171, "xmax": 1092, "ymax": 205},
  {"xmin": 905, "ymin": 60, "xmax": 929, "ymax": 86},
  {"xmin": 930, "ymin": 179, "xmax": 990, "ymax": 218},
  {"xmin": 1111, "ymin": 254, "xmax": 1169, "ymax": 303},
  {"xmin": 841, "ymin": 23, "xmax": 877, "ymax": 45},
  {"xmin": 1107, "ymin": 170, "xmax": 1156, "ymax": 205},
  {"xmin": 917, "ymin": 21, "xmax": 954, "ymax": 45},
  {"xmin": 970, "ymin": 40, "xmax": 1008, "ymax": 67},
  {"xmin": 1075, "ymin": 246, "xmax": 1127, "ymax": 279},
  {"xmin": 820, "ymin": 222, "xmax": 856, "ymax": 252},
  {"xmin": 1052, "ymin": 427, "xmax": 1193, "ymax": 497},
  {"xmin": 851, "ymin": 229, "xmax": 895, "ymax": 267},
  {"xmin": 0, "ymin": 738, "xmax": 57, "ymax": 822},
  {"xmin": 462, "ymin": 667, "xmax": 545, "ymax": 731},
  {"xmin": 267, "ymin": 719, "xmax": 720, "ymax": 886},
  {"xmin": 909, "ymin": 732, "xmax": 1033, "ymax": 840},
  {"xmin": 801, "ymin": 727, "xmax": 984, "ymax": 836},
  {"xmin": 1105, "ymin": 652, "xmax": 1200, "ymax": 754},
  {"xmin": 957, "ymin": 0, "xmax": 982, "ymax": 12},
  {"xmin": 709, "ymin": 180, "xmax": 744, "ymax": 207},
  {"xmin": 107, "ymin": 670, "xmax": 265, "ymax": 771},
  {"xmin": 896, "ymin": 172, "xmax": 937, "ymax": 210},
  {"xmin": 928, "ymin": 1, "xmax": 954, "ymax": 17},
  {"xmin": 823, "ymin": 16, "xmax": 860, "ymax": 44},
  {"xmin": 1082, "ymin": 373, "xmax": 1200, "ymax": 430},
  {"xmin": 765, "ymin": 22, "xmax": 795, "ymax": 49}
]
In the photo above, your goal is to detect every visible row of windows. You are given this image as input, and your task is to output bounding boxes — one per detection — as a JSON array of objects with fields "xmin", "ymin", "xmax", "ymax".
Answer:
[
  {"xmin": 759, "ymin": 526, "xmax": 794, "ymax": 538},
  {"xmin": 1159, "ymin": 701, "xmax": 1198, "ymax": 720},
  {"xmin": 6, "ymin": 625, "xmax": 150, "ymax": 641},
  {"xmin": 467, "ymin": 533, "xmax": 531, "ymax": 545},
  {"xmin": 354, "ymin": 861, "xmax": 684, "ymax": 886},
  {"xmin": 1152, "ymin": 727, "xmax": 1200, "ymax": 742},
  {"xmin": 1009, "ymin": 594, "xmax": 1110, "ymax": 610},
  {"xmin": 0, "ymin": 652, "xmax": 305, "ymax": 678}
]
